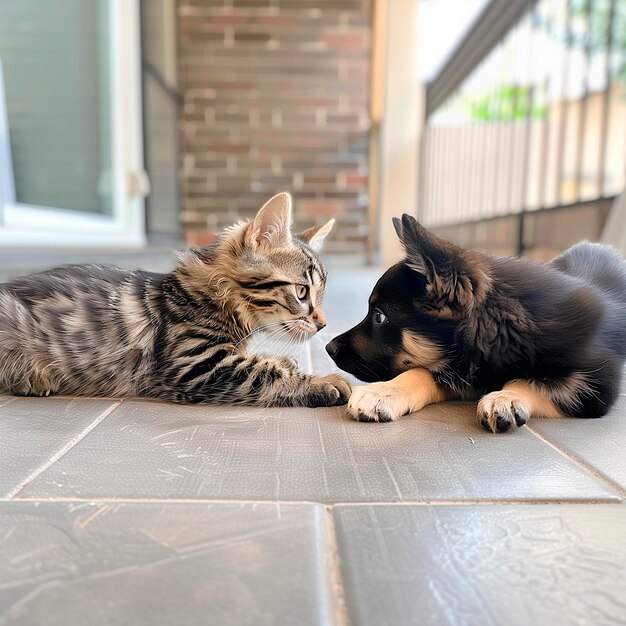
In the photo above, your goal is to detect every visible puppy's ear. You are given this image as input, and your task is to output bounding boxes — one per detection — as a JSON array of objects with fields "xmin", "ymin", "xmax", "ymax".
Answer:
[
  {"xmin": 245, "ymin": 192, "xmax": 293, "ymax": 252},
  {"xmin": 393, "ymin": 215, "xmax": 447, "ymax": 276},
  {"xmin": 394, "ymin": 214, "xmax": 491, "ymax": 317},
  {"xmin": 299, "ymin": 219, "xmax": 335, "ymax": 252}
]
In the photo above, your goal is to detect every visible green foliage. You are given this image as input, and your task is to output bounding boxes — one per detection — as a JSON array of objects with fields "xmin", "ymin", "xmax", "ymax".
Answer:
[
  {"xmin": 466, "ymin": 85, "xmax": 547, "ymax": 122},
  {"xmin": 568, "ymin": 0, "xmax": 626, "ymax": 84},
  {"xmin": 452, "ymin": 0, "xmax": 626, "ymax": 122}
]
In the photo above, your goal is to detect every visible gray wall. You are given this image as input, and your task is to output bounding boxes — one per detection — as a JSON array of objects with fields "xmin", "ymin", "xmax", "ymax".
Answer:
[{"xmin": 141, "ymin": 0, "xmax": 181, "ymax": 241}]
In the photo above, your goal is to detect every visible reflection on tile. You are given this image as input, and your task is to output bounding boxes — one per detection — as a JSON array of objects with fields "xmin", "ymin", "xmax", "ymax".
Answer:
[
  {"xmin": 0, "ymin": 397, "xmax": 118, "ymax": 497},
  {"xmin": 0, "ymin": 501, "xmax": 332, "ymax": 626},
  {"xmin": 334, "ymin": 504, "xmax": 626, "ymax": 626},
  {"xmin": 530, "ymin": 394, "xmax": 626, "ymax": 493},
  {"xmin": 18, "ymin": 400, "xmax": 617, "ymax": 502}
]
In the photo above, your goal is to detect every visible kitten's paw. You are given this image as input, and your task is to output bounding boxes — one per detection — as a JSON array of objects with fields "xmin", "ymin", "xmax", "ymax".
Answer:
[
  {"xmin": 477, "ymin": 390, "xmax": 529, "ymax": 433},
  {"xmin": 347, "ymin": 383, "xmax": 409, "ymax": 423},
  {"xmin": 276, "ymin": 356, "xmax": 299, "ymax": 370},
  {"xmin": 302, "ymin": 374, "xmax": 352, "ymax": 407},
  {"xmin": 13, "ymin": 387, "xmax": 57, "ymax": 398}
]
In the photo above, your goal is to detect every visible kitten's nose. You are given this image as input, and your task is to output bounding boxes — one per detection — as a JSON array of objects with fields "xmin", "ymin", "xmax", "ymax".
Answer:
[
  {"xmin": 312, "ymin": 310, "xmax": 326, "ymax": 330},
  {"xmin": 326, "ymin": 339, "xmax": 339, "ymax": 357}
]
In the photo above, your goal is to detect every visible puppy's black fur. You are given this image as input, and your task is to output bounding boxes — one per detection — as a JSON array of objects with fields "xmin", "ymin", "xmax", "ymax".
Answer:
[{"xmin": 327, "ymin": 215, "xmax": 626, "ymax": 429}]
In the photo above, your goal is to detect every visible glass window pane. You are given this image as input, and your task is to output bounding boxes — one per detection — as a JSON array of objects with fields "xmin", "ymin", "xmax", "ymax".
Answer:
[{"xmin": 0, "ymin": 0, "xmax": 112, "ymax": 215}]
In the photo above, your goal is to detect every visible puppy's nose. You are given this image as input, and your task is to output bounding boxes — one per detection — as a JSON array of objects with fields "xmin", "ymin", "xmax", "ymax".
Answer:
[
  {"xmin": 315, "ymin": 322, "xmax": 326, "ymax": 332},
  {"xmin": 326, "ymin": 338, "xmax": 339, "ymax": 358}
]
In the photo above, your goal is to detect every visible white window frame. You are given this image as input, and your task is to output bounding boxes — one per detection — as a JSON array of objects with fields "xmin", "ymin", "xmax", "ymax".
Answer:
[{"xmin": 0, "ymin": 0, "xmax": 146, "ymax": 247}]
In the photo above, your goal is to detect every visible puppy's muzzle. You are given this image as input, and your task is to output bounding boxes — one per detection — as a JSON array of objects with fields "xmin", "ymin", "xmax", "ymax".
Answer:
[{"xmin": 326, "ymin": 338, "xmax": 340, "ymax": 358}]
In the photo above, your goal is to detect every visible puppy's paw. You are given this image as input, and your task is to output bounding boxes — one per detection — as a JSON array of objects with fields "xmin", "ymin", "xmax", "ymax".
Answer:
[
  {"xmin": 347, "ymin": 383, "xmax": 410, "ymax": 423},
  {"xmin": 477, "ymin": 390, "xmax": 530, "ymax": 433},
  {"xmin": 301, "ymin": 374, "xmax": 352, "ymax": 408}
]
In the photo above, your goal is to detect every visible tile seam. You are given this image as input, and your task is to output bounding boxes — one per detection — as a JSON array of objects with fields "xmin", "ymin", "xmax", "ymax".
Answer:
[
  {"xmin": 526, "ymin": 425, "xmax": 626, "ymax": 499},
  {"xmin": 3, "ymin": 497, "xmax": 622, "ymax": 506},
  {"xmin": 4, "ymin": 401, "xmax": 122, "ymax": 500},
  {"xmin": 325, "ymin": 505, "xmax": 351, "ymax": 626}
]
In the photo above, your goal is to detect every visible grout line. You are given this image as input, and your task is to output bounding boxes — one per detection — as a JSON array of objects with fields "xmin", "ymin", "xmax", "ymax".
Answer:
[
  {"xmin": 331, "ymin": 498, "xmax": 624, "ymax": 506},
  {"xmin": 5, "ymin": 401, "xmax": 122, "ymax": 500},
  {"xmin": 325, "ymin": 505, "xmax": 351, "ymax": 626},
  {"xmin": 8, "ymin": 497, "xmax": 326, "ymax": 505},
  {"xmin": 3, "ymin": 496, "xmax": 623, "ymax": 506},
  {"xmin": 526, "ymin": 425, "xmax": 626, "ymax": 499}
]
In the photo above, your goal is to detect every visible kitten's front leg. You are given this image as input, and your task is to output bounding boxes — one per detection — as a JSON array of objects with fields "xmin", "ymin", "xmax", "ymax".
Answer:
[
  {"xmin": 247, "ymin": 355, "xmax": 351, "ymax": 407},
  {"xmin": 160, "ymin": 352, "xmax": 351, "ymax": 407},
  {"xmin": 289, "ymin": 371, "xmax": 352, "ymax": 408}
]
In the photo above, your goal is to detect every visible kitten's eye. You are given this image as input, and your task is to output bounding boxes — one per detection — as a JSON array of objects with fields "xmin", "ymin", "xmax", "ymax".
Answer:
[
  {"xmin": 296, "ymin": 285, "xmax": 308, "ymax": 301},
  {"xmin": 373, "ymin": 309, "xmax": 387, "ymax": 325}
]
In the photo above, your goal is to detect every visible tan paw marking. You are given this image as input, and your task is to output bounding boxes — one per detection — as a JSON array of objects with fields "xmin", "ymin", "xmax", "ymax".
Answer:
[
  {"xmin": 477, "ymin": 390, "xmax": 530, "ymax": 433},
  {"xmin": 348, "ymin": 383, "xmax": 412, "ymax": 423}
]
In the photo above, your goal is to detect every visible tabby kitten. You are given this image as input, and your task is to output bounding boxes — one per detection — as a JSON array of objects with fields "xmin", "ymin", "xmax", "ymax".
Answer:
[{"xmin": 0, "ymin": 193, "xmax": 351, "ymax": 407}]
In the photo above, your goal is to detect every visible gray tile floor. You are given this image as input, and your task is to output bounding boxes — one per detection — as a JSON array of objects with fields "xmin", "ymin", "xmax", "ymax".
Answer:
[{"xmin": 1, "ymin": 267, "xmax": 626, "ymax": 625}]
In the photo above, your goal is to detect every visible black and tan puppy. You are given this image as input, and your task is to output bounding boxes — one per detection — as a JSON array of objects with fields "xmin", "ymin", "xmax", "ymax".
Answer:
[{"xmin": 326, "ymin": 215, "xmax": 626, "ymax": 433}]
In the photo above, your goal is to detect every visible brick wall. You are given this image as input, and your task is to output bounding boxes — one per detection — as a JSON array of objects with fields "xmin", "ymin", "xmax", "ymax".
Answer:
[{"xmin": 177, "ymin": 0, "xmax": 372, "ymax": 254}]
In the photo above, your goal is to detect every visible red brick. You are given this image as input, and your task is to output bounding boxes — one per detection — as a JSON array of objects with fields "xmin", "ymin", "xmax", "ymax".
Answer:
[
  {"xmin": 210, "ymin": 143, "xmax": 251, "ymax": 154},
  {"xmin": 233, "ymin": 0, "xmax": 270, "ymax": 7},
  {"xmin": 299, "ymin": 201, "xmax": 346, "ymax": 217},
  {"xmin": 322, "ymin": 30, "xmax": 368, "ymax": 53},
  {"xmin": 205, "ymin": 81, "xmax": 257, "ymax": 91},
  {"xmin": 186, "ymin": 231, "xmax": 218, "ymax": 246},
  {"xmin": 233, "ymin": 31, "xmax": 271, "ymax": 43},
  {"xmin": 201, "ymin": 15, "xmax": 250, "ymax": 26},
  {"xmin": 304, "ymin": 175, "xmax": 336, "ymax": 185},
  {"xmin": 345, "ymin": 172, "xmax": 367, "ymax": 187}
]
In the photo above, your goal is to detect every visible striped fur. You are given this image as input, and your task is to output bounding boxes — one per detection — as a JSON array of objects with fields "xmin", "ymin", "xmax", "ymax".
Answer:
[{"xmin": 0, "ymin": 193, "xmax": 351, "ymax": 407}]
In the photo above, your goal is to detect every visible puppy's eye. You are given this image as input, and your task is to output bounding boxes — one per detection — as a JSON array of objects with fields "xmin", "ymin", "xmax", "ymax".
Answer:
[
  {"xmin": 374, "ymin": 309, "xmax": 387, "ymax": 325},
  {"xmin": 296, "ymin": 285, "xmax": 308, "ymax": 301}
]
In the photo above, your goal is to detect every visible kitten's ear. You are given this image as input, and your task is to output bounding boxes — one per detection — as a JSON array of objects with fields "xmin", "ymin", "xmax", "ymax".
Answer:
[
  {"xmin": 299, "ymin": 219, "xmax": 335, "ymax": 252},
  {"xmin": 393, "ymin": 213, "xmax": 491, "ymax": 316},
  {"xmin": 245, "ymin": 192, "xmax": 293, "ymax": 252}
]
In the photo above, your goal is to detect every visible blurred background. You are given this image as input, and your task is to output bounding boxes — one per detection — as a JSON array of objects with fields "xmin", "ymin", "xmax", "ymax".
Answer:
[{"xmin": 0, "ymin": 0, "xmax": 625, "ymax": 279}]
